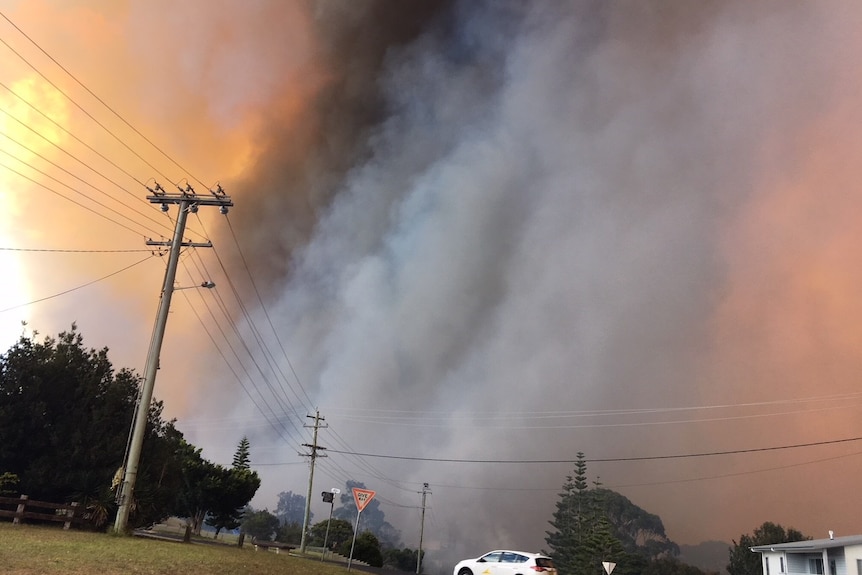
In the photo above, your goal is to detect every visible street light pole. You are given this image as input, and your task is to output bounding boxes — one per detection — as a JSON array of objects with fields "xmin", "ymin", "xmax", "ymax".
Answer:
[{"xmin": 113, "ymin": 186, "xmax": 231, "ymax": 533}]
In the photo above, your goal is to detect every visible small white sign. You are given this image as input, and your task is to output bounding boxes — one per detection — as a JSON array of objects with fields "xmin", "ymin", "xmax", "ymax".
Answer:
[{"xmin": 602, "ymin": 561, "xmax": 616, "ymax": 575}]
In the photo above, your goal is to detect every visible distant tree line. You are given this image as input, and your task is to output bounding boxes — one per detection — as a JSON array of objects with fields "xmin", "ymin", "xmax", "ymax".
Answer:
[
  {"xmin": 0, "ymin": 327, "xmax": 259, "ymax": 532},
  {"xmin": 242, "ymin": 481, "xmax": 422, "ymax": 570}
]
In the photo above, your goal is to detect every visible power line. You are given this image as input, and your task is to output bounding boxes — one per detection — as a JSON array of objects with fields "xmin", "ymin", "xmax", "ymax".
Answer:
[
  {"xmin": 175, "ymin": 260, "xmax": 303, "ymax": 446},
  {"xmin": 0, "ymin": 253, "xmax": 157, "ymax": 313},
  {"xmin": 0, "ymin": 31, "xmax": 176, "ymax": 186},
  {"xmin": 325, "ymin": 391, "xmax": 862, "ymax": 419},
  {"xmin": 0, "ymin": 79, "xmax": 148, "ymax": 190},
  {"xmin": 611, "ymin": 448, "xmax": 862, "ymax": 489},
  {"xmin": 0, "ymin": 247, "xmax": 153, "ymax": 253},
  {"xmin": 0, "ymin": 10, "xmax": 209, "ymax": 190},
  {"xmin": 190, "ymin": 216, "xmax": 308, "ymax": 436},
  {"xmin": 322, "ymin": 435, "xmax": 862, "ymax": 464},
  {"xmin": 0, "ymin": 154, "xmax": 159, "ymax": 238},
  {"xmin": 0, "ymin": 159, "xmax": 150, "ymax": 237},
  {"xmin": 225, "ymin": 215, "xmax": 315, "ymax": 410},
  {"xmin": 0, "ymin": 124, "xmax": 175, "ymax": 236}
]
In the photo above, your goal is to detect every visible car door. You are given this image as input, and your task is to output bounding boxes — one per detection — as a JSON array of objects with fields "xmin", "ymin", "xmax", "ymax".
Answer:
[
  {"xmin": 493, "ymin": 552, "xmax": 528, "ymax": 575},
  {"xmin": 476, "ymin": 551, "xmax": 504, "ymax": 575}
]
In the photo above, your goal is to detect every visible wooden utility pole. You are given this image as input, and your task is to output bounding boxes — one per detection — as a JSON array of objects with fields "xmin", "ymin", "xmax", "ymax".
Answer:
[{"xmin": 300, "ymin": 410, "xmax": 327, "ymax": 553}]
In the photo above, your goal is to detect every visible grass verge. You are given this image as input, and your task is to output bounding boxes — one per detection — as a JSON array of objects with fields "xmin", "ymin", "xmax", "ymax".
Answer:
[{"xmin": 0, "ymin": 523, "xmax": 348, "ymax": 575}]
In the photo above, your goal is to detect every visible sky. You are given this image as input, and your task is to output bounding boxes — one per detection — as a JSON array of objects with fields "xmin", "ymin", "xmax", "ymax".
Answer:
[{"xmin": 3, "ymin": 0, "xmax": 862, "ymax": 570}]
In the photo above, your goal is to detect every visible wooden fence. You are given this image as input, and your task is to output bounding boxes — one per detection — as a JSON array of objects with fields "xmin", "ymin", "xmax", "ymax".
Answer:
[{"xmin": 0, "ymin": 495, "xmax": 85, "ymax": 529}]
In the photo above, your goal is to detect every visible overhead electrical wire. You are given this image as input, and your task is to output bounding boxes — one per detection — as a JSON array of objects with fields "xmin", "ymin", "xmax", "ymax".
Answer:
[
  {"xmin": 176, "ymin": 256, "xmax": 304, "ymax": 446},
  {"xmin": 0, "ymin": 158, "xmax": 151, "ymax": 237},
  {"xmin": 329, "ymin": 401, "xmax": 861, "ymax": 430},
  {"xmin": 0, "ymin": 13, "xmax": 208, "ymax": 242},
  {"xmin": 190, "ymin": 217, "xmax": 309, "ymax": 427},
  {"xmin": 182, "ymin": 247, "xmax": 309, "ymax": 447},
  {"xmin": 0, "ymin": 125, "xmax": 175, "ymax": 236},
  {"xmin": 0, "ymin": 10, "xmax": 315, "ymax": 463},
  {"xmin": 324, "ymin": 390, "xmax": 862, "ymax": 420},
  {"xmin": 0, "ymin": 79, "xmax": 149, "ymax": 192},
  {"xmin": 0, "ymin": 25, "xmax": 177, "ymax": 187},
  {"xmin": 0, "ymin": 9, "xmax": 210, "ymax": 191},
  {"xmin": 0, "ymin": 247, "xmax": 153, "ymax": 253},
  {"xmin": 225, "ymin": 215, "xmax": 315, "ymax": 410},
  {"xmin": 322, "ymin": 435, "xmax": 862, "ymax": 464},
  {"xmin": 175, "ymin": 282, "xmax": 301, "ymax": 446},
  {"xmin": 0, "ymin": 253, "xmax": 157, "ymax": 313}
]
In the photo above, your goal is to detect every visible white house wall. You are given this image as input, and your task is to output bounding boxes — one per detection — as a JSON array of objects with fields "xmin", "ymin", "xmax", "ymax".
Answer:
[{"xmin": 842, "ymin": 545, "xmax": 862, "ymax": 575}]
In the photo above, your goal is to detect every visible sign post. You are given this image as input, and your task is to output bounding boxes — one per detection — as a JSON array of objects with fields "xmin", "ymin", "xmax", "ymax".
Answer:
[
  {"xmin": 347, "ymin": 487, "xmax": 376, "ymax": 571},
  {"xmin": 321, "ymin": 488, "xmax": 340, "ymax": 561}
]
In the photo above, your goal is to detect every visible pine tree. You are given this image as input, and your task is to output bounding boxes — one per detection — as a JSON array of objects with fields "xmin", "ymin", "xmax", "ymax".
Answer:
[
  {"xmin": 233, "ymin": 436, "xmax": 251, "ymax": 469},
  {"xmin": 547, "ymin": 455, "xmax": 642, "ymax": 575},
  {"xmin": 546, "ymin": 470, "xmax": 578, "ymax": 574},
  {"xmin": 546, "ymin": 452, "xmax": 594, "ymax": 575}
]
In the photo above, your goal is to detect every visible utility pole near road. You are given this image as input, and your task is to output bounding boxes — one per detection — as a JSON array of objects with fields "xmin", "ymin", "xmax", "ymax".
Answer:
[
  {"xmin": 113, "ymin": 184, "xmax": 232, "ymax": 534},
  {"xmin": 300, "ymin": 410, "xmax": 327, "ymax": 553},
  {"xmin": 417, "ymin": 483, "xmax": 431, "ymax": 574}
]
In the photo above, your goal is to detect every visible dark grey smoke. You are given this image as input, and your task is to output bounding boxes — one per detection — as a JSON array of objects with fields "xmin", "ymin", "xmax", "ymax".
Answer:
[{"xmin": 227, "ymin": 0, "xmax": 454, "ymax": 291}]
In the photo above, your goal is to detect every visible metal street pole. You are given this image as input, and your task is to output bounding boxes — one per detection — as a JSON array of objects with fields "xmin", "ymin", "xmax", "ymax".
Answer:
[
  {"xmin": 321, "ymin": 488, "xmax": 339, "ymax": 561},
  {"xmin": 114, "ymin": 187, "xmax": 231, "ymax": 533}
]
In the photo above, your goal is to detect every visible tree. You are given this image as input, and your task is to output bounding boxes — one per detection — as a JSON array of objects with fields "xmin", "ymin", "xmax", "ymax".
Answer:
[
  {"xmin": 384, "ymin": 547, "xmax": 424, "ymax": 571},
  {"xmin": 241, "ymin": 508, "xmax": 280, "ymax": 541},
  {"xmin": 728, "ymin": 522, "xmax": 808, "ymax": 575},
  {"xmin": 310, "ymin": 518, "xmax": 354, "ymax": 549},
  {"xmin": 205, "ymin": 466, "xmax": 261, "ymax": 537},
  {"xmin": 341, "ymin": 531, "xmax": 383, "ymax": 567},
  {"xmin": 275, "ymin": 521, "xmax": 303, "ymax": 545},
  {"xmin": 173, "ymin": 442, "xmax": 218, "ymax": 534},
  {"xmin": 274, "ymin": 490, "xmax": 308, "ymax": 526},
  {"xmin": 0, "ymin": 328, "xmax": 137, "ymax": 503},
  {"xmin": 205, "ymin": 438, "xmax": 261, "ymax": 537},
  {"xmin": 334, "ymin": 480, "xmax": 401, "ymax": 548},
  {"xmin": 232, "ymin": 437, "xmax": 251, "ymax": 470},
  {"xmin": 0, "ymin": 327, "xmax": 194, "ymax": 529}
]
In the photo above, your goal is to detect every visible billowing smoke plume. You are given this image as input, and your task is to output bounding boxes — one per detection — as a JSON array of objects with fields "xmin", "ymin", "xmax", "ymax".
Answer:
[
  {"xmin": 205, "ymin": 0, "xmax": 862, "ymax": 562},
  {"xmin": 5, "ymin": 0, "xmax": 850, "ymax": 566},
  {"xmin": 225, "ymin": 0, "xmax": 455, "ymax": 289}
]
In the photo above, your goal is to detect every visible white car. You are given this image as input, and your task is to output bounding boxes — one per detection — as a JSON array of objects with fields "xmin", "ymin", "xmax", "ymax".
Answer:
[{"xmin": 453, "ymin": 550, "xmax": 557, "ymax": 575}]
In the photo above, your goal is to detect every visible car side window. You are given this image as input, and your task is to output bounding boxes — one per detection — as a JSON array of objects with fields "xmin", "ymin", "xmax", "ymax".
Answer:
[
  {"xmin": 501, "ymin": 553, "xmax": 516, "ymax": 563},
  {"xmin": 514, "ymin": 554, "xmax": 528, "ymax": 563},
  {"xmin": 482, "ymin": 553, "xmax": 503, "ymax": 563}
]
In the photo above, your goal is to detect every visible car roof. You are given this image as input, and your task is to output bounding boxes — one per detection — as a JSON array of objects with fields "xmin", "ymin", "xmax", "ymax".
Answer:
[{"xmin": 482, "ymin": 550, "xmax": 549, "ymax": 558}]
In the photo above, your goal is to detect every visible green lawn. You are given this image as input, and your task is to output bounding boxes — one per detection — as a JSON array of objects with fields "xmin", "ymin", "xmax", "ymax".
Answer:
[{"xmin": 0, "ymin": 523, "xmax": 349, "ymax": 575}]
